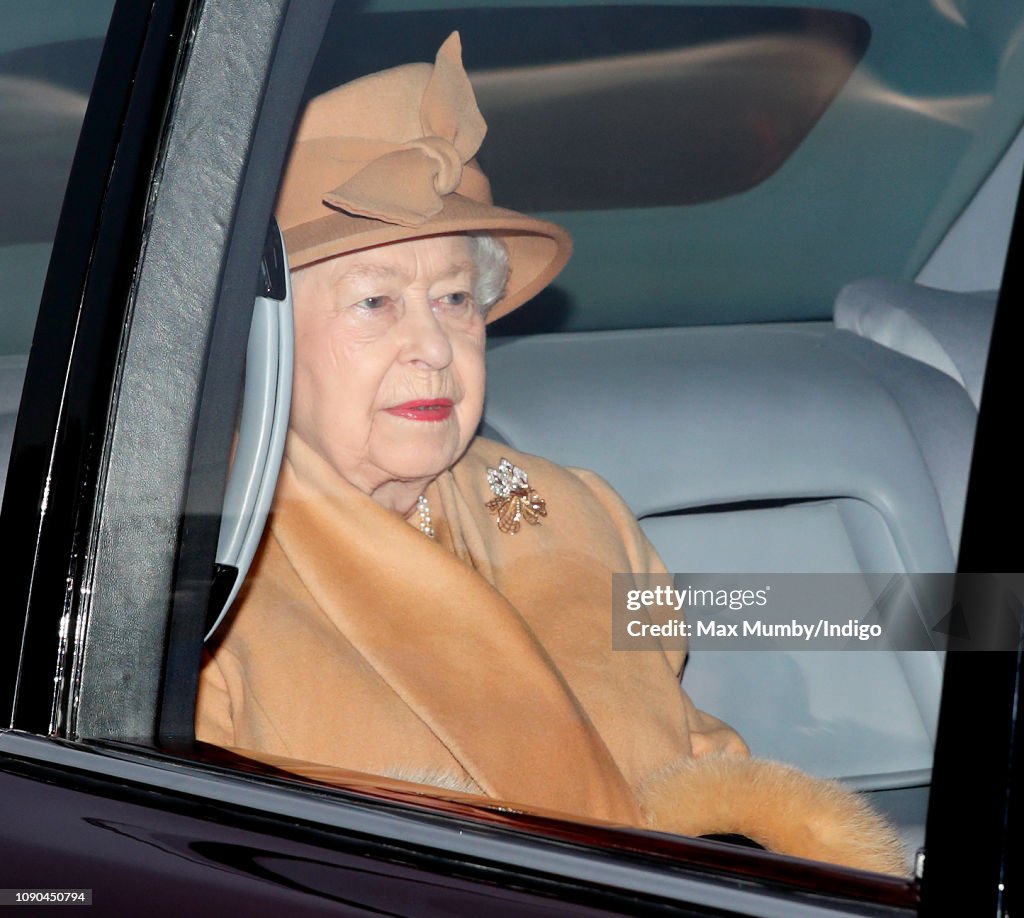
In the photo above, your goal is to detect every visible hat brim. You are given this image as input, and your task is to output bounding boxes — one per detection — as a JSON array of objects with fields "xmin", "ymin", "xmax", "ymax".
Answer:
[{"xmin": 282, "ymin": 193, "xmax": 571, "ymax": 323}]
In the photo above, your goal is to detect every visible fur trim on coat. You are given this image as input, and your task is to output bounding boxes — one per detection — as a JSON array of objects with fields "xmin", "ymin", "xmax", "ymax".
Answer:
[{"xmin": 637, "ymin": 754, "xmax": 908, "ymax": 875}]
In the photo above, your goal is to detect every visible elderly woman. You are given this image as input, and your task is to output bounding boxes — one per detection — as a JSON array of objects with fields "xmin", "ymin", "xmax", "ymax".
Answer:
[{"xmin": 197, "ymin": 34, "xmax": 905, "ymax": 874}]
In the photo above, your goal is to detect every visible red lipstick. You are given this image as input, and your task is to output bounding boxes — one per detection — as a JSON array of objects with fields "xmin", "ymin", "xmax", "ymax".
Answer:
[{"xmin": 385, "ymin": 398, "xmax": 454, "ymax": 421}]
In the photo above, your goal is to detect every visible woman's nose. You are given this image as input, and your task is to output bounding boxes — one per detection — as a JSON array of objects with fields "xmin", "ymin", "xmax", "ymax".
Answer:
[{"xmin": 398, "ymin": 298, "xmax": 454, "ymax": 370}]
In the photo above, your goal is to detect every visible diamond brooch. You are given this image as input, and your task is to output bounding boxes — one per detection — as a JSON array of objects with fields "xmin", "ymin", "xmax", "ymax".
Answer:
[{"xmin": 485, "ymin": 458, "xmax": 547, "ymax": 534}]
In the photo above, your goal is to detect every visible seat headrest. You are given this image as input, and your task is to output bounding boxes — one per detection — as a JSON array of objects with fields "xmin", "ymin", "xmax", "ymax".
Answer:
[{"xmin": 834, "ymin": 278, "xmax": 996, "ymax": 408}]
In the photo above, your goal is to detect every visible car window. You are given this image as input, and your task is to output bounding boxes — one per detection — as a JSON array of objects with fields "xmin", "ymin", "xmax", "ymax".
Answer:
[
  {"xmin": 175, "ymin": 0, "xmax": 1017, "ymax": 891},
  {"xmin": 0, "ymin": 1, "xmax": 117, "ymax": 501},
  {"xmin": 190, "ymin": 0, "xmax": 1018, "ymax": 889}
]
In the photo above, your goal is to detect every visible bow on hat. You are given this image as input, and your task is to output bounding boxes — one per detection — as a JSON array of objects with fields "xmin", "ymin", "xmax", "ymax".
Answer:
[
  {"xmin": 278, "ymin": 32, "xmax": 572, "ymax": 321},
  {"xmin": 320, "ymin": 33, "xmax": 488, "ymax": 228}
]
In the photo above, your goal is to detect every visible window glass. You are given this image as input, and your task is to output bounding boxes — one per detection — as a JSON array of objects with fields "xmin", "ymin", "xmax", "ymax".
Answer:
[
  {"xmin": 190, "ymin": 0, "xmax": 1015, "ymax": 898},
  {"xmin": 0, "ymin": 0, "xmax": 116, "ymax": 498}
]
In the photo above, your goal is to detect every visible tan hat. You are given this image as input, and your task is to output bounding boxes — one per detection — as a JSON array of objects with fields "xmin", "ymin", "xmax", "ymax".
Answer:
[{"xmin": 277, "ymin": 32, "xmax": 571, "ymax": 323}]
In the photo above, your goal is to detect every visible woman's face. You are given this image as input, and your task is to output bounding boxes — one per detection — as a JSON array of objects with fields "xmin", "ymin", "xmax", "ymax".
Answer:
[{"xmin": 289, "ymin": 234, "xmax": 487, "ymax": 498}]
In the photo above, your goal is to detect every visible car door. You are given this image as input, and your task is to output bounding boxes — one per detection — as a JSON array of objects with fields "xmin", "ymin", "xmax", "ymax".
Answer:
[{"xmin": 1, "ymin": 1, "xmax": 1020, "ymax": 915}]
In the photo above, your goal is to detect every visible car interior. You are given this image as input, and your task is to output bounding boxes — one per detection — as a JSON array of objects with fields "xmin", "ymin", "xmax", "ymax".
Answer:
[
  {"xmin": 199, "ymin": 195, "xmax": 1004, "ymax": 858},
  {"xmin": 2, "ymin": 0, "xmax": 1021, "ymax": 879}
]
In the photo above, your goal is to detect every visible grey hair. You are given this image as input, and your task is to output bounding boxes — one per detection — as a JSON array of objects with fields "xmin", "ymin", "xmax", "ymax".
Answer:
[{"xmin": 467, "ymin": 232, "xmax": 510, "ymax": 315}]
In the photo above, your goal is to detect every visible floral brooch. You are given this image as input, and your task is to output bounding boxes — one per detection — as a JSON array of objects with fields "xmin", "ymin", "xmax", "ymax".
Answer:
[{"xmin": 485, "ymin": 458, "xmax": 547, "ymax": 534}]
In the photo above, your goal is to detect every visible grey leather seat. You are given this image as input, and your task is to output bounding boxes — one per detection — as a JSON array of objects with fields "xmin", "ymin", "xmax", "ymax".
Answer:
[
  {"xmin": 834, "ymin": 277, "xmax": 997, "ymax": 410},
  {"xmin": 485, "ymin": 323, "xmax": 962, "ymax": 773}
]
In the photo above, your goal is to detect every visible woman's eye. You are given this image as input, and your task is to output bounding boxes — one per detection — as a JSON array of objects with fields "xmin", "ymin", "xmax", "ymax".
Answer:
[
  {"xmin": 435, "ymin": 291, "xmax": 473, "ymax": 311},
  {"xmin": 355, "ymin": 295, "xmax": 388, "ymax": 310}
]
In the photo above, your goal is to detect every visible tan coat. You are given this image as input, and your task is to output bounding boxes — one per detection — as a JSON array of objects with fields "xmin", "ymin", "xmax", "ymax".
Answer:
[{"xmin": 197, "ymin": 434, "xmax": 905, "ymax": 873}]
